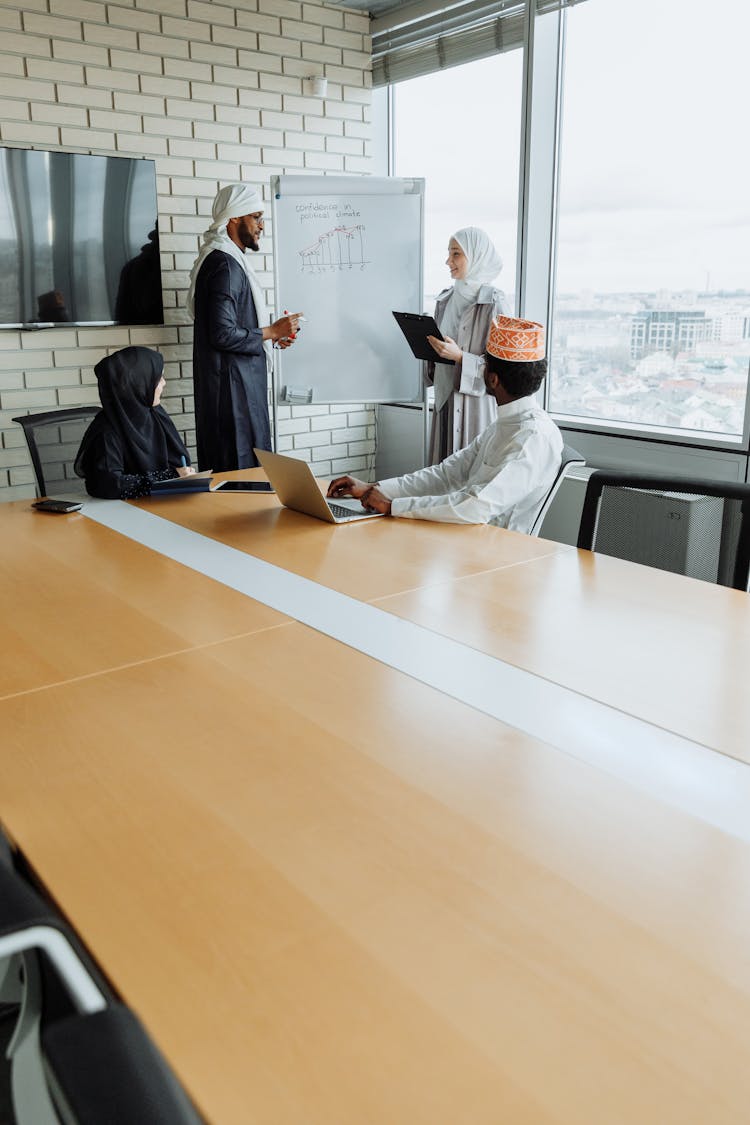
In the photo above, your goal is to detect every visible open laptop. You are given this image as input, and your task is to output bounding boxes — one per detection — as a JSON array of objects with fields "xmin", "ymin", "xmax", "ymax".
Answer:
[{"xmin": 254, "ymin": 448, "xmax": 385, "ymax": 524}]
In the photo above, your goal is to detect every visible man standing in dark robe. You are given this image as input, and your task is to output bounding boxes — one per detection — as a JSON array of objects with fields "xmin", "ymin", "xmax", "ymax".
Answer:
[{"xmin": 187, "ymin": 183, "xmax": 302, "ymax": 471}]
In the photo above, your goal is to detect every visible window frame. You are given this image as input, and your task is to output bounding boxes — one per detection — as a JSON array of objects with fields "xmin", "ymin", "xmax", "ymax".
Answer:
[
  {"xmin": 379, "ymin": 0, "xmax": 750, "ymax": 481},
  {"xmin": 540, "ymin": 1, "xmax": 750, "ymax": 461}
]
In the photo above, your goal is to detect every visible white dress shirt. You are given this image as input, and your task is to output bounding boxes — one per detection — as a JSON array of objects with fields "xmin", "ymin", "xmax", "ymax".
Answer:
[{"xmin": 379, "ymin": 395, "xmax": 563, "ymax": 533}]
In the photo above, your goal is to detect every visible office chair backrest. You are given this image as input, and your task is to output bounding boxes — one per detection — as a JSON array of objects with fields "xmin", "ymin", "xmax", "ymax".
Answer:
[
  {"xmin": 0, "ymin": 862, "xmax": 201, "ymax": 1125},
  {"xmin": 42, "ymin": 1006, "xmax": 203, "ymax": 1125},
  {"xmin": 577, "ymin": 470, "xmax": 750, "ymax": 590},
  {"xmin": 529, "ymin": 442, "xmax": 586, "ymax": 536},
  {"xmin": 12, "ymin": 406, "xmax": 99, "ymax": 498}
]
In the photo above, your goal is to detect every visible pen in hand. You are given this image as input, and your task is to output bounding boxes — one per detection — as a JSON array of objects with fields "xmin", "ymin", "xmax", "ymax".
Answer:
[{"xmin": 283, "ymin": 309, "xmax": 306, "ymax": 340}]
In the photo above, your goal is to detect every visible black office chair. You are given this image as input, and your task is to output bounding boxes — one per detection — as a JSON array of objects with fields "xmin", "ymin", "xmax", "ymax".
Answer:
[
  {"xmin": 0, "ymin": 860, "xmax": 202, "ymax": 1125},
  {"xmin": 577, "ymin": 470, "xmax": 750, "ymax": 590},
  {"xmin": 12, "ymin": 406, "xmax": 99, "ymax": 498},
  {"xmin": 42, "ymin": 1005, "xmax": 203, "ymax": 1125},
  {"xmin": 529, "ymin": 442, "xmax": 586, "ymax": 536}
]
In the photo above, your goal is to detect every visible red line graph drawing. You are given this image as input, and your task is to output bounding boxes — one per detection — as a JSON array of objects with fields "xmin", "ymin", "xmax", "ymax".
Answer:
[{"xmin": 299, "ymin": 224, "xmax": 368, "ymax": 272}]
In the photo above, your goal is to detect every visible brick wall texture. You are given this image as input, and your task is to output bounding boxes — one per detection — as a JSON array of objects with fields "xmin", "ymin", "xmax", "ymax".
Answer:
[{"xmin": 0, "ymin": 0, "xmax": 375, "ymax": 499}]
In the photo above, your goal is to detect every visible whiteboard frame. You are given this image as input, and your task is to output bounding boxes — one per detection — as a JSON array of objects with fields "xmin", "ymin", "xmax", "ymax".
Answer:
[{"xmin": 270, "ymin": 175, "xmax": 425, "ymax": 451}]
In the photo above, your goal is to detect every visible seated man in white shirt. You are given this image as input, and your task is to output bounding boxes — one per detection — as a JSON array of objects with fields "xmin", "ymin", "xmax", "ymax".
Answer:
[{"xmin": 327, "ymin": 315, "xmax": 563, "ymax": 533}]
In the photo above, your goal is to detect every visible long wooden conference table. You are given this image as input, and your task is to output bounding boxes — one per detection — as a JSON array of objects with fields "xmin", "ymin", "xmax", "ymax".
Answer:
[{"xmin": 2, "ymin": 475, "xmax": 750, "ymax": 1124}]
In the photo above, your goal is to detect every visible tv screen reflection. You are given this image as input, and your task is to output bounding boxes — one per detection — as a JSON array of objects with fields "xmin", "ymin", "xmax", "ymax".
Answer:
[{"xmin": 0, "ymin": 147, "xmax": 164, "ymax": 328}]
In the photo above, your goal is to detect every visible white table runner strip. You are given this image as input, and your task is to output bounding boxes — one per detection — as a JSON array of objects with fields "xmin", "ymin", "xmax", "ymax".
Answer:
[{"xmin": 83, "ymin": 500, "xmax": 750, "ymax": 842}]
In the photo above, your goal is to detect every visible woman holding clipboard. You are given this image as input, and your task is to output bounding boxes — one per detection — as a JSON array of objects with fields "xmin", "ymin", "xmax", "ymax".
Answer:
[{"xmin": 424, "ymin": 228, "xmax": 509, "ymax": 463}]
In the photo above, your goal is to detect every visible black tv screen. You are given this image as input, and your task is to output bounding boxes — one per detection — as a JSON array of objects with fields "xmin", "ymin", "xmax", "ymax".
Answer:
[{"xmin": 0, "ymin": 146, "xmax": 163, "ymax": 328}]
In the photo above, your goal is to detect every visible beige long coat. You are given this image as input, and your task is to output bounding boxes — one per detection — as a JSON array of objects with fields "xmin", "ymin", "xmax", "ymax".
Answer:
[{"xmin": 425, "ymin": 284, "xmax": 510, "ymax": 464}]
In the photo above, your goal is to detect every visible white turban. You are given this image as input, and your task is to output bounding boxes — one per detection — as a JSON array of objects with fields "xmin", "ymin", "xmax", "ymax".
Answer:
[
  {"xmin": 186, "ymin": 184, "xmax": 271, "ymax": 372},
  {"xmin": 210, "ymin": 182, "xmax": 263, "ymax": 228}
]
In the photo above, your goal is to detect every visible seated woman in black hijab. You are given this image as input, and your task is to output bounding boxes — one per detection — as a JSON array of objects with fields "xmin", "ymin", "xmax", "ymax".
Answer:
[{"xmin": 75, "ymin": 346, "xmax": 195, "ymax": 499}]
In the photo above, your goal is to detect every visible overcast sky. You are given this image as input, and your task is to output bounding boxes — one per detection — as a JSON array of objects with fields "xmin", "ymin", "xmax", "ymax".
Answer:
[
  {"xmin": 393, "ymin": 50, "xmax": 521, "ymax": 300},
  {"xmin": 394, "ymin": 0, "xmax": 750, "ymax": 297}
]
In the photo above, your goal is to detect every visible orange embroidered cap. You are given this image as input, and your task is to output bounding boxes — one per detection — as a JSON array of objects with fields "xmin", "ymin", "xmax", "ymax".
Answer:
[{"xmin": 486, "ymin": 315, "xmax": 545, "ymax": 362}]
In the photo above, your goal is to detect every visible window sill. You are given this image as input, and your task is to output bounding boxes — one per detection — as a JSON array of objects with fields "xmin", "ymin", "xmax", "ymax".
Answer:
[{"xmin": 551, "ymin": 412, "xmax": 748, "ymax": 454}]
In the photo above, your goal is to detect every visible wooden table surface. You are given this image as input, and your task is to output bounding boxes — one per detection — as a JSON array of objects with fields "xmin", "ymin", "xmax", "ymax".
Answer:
[
  {"xmin": 0, "ymin": 502, "xmax": 290, "ymax": 699},
  {"xmin": 152, "ymin": 479, "xmax": 750, "ymax": 764},
  {"xmin": 4, "ymin": 625, "xmax": 750, "ymax": 1124},
  {"xmin": 2, "ymin": 491, "xmax": 750, "ymax": 1124},
  {"xmin": 139, "ymin": 483, "xmax": 565, "ymax": 601},
  {"xmin": 373, "ymin": 546, "xmax": 750, "ymax": 765}
]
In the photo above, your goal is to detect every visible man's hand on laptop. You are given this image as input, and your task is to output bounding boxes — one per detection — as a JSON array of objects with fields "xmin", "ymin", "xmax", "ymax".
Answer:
[{"xmin": 327, "ymin": 475, "xmax": 392, "ymax": 516}]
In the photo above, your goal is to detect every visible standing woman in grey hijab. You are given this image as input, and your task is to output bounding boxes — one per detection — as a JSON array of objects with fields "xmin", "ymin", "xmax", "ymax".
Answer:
[{"xmin": 425, "ymin": 227, "xmax": 509, "ymax": 463}]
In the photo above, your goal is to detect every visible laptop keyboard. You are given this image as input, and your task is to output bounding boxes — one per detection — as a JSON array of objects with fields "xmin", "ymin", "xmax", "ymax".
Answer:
[{"xmin": 328, "ymin": 501, "xmax": 364, "ymax": 519}]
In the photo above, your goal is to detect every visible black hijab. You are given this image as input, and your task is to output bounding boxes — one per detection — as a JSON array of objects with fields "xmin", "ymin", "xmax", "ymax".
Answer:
[{"xmin": 75, "ymin": 346, "xmax": 188, "ymax": 476}]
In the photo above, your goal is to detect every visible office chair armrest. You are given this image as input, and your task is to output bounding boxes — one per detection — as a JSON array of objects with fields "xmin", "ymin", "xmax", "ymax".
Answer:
[{"xmin": 0, "ymin": 864, "xmax": 106, "ymax": 1013}]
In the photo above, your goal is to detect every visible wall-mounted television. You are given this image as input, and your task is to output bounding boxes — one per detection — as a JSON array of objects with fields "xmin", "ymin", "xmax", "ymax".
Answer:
[{"xmin": 0, "ymin": 146, "xmax": 163, "ymax": 329}]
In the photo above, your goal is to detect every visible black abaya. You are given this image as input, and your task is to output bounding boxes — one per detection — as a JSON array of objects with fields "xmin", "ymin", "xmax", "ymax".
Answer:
[{"xmin": 74, "ymin": 346, "xmax": 190, "ymax": 499}]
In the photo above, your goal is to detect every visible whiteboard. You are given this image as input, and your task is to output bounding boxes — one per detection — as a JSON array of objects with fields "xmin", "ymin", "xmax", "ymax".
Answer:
[{"xmin": 271, "ymin": 175, "xmax": 424, "ymax": 405}]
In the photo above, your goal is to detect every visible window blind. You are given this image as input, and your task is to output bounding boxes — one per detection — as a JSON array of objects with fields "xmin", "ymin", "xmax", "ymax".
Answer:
[{"xmin": 372, "ymin": 0, "xmax": 581, "ymax": 87}]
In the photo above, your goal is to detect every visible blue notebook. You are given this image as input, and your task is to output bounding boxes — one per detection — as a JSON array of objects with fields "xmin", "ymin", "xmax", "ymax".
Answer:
[{"xmin": 150, "ymin": 472, "xmax": 213, "ymax": 496}]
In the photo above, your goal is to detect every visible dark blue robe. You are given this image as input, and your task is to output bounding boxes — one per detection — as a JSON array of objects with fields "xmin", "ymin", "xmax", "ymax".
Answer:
[{"xmin": 192, "ymin": 250, "xmax": 272, "ymax": 471}]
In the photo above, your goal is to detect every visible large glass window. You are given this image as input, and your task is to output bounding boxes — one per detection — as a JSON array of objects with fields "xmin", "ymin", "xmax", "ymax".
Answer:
[
  {"xmin": 550, "ymin": 0, "xmax": 750, "ymax": 440},
  {"xmin": 392, "ymin": 51, "xmax": 523, "ymax": 311}
]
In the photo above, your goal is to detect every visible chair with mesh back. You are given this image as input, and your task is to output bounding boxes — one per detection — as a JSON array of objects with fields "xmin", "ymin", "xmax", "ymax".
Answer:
[
  {"xmin": 577, "ymin": 470, "xmax": 750, "ymax": 590},
  {"xmin": 529, "ymin": 442, "xmax": 586, "ymax": 536},
  {"xmin": 12, "ymin": 406, "xmax": 99, "ymax": 498}
]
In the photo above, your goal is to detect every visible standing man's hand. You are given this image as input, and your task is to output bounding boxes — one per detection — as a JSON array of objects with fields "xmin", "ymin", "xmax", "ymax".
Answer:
[{"xmin": 264, "ymin": 312, "xmax": 303, "ymax": 347}]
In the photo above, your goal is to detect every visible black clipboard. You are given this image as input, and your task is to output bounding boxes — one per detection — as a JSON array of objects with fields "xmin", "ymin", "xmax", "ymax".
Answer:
[{"xmin": 392, "ymin": 311, "xmax": 454, "ymax": 364}]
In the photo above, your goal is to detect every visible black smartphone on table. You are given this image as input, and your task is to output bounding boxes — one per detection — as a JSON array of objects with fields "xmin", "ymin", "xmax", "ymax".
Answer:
[
  {"xmin": 212, "ymin": 481, "xmax": 274, "ymax": 492},
  {"xmin": 32, "ymin": 499, "xmax": 83, "ymax": 513}
]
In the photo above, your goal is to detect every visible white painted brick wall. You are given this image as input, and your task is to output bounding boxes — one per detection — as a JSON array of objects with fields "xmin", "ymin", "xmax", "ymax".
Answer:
[{"xmin": 0, "ymin": 0, "xmax": 375, "ymax": 501}]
